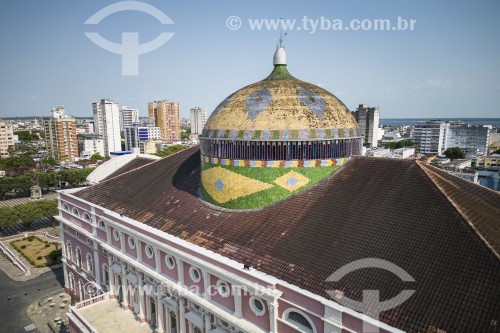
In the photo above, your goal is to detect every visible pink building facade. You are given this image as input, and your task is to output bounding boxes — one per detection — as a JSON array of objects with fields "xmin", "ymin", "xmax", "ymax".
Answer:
[{"xmin": 58, "ymin": 189, "xmax": 399, "ymax": 333}]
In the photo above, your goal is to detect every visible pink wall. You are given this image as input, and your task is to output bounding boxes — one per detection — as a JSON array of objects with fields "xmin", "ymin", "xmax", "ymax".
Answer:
[
  {"xmin": 110, "ymin": 226, "xmax": 121, "ymax": 249},
  {"xmin": 96, "ymin": 228, "xmax": 106, "ymax": 242},
  {"xmin": 160, "ymin": 251, "xmax": 178, "ymax": 281},
  {"xmin": 140, "ymin": 242, "xmax": 156, "ymax": 269},
  {"xmin": 278, "ymin": 286, "xmax": 324, "ymax": 333},
  {"xmin": 183, "ymin": 263, "xmax": 204, "ymax": 295},
  {"xmin": 124, "ymin": 234, "xmax": 137, "ymax": 258},
  {"xmin": 241, "ymin": 293, "xmax": 270, "ymax": 331},
  {"xmin": 210, "ymin": 275, "xmax": 234, "ymax": 311}
]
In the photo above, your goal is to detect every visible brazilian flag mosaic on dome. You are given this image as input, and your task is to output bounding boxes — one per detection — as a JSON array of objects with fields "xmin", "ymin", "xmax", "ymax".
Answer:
[{"xmin": 199, "ymin": 43, "xmax": 361, "ymax": 210}]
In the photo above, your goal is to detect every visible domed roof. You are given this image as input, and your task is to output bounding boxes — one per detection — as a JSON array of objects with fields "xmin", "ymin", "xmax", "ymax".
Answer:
[{"xmin": 202, "ymin": 47, "xmax": 358, "ymax": 137}]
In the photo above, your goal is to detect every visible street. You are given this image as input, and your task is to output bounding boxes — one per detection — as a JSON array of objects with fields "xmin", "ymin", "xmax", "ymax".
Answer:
[{"xmin": 0, "ymin": 266, "xmax": 64, "ymax": 333}]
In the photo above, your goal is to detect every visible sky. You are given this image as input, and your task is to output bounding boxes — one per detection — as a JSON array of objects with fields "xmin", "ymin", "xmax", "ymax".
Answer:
[{"xmin": 0, "ymin": 0, "xmax": 499, "ymax": 119}]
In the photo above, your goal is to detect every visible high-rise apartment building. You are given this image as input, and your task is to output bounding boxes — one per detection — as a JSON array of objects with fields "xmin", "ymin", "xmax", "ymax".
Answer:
[
  {"xmin": 445, "ymin": 122, "xmax": 490, "ymax": 155},
  {"xmin": 411, "ymin": 120, "xmax": 447, "ymax": 155},
  {"xmin": 124, "ymin": 123, "xmax": 161, "ymax": 153},
  {"xmin": 119, "ymin": 106, "xmax": 139, "ymax": 131},
  {"xmin": 148, "ymin": 100, "xmax": 180, "ymax": 142},
  {"xmin": 351, "ymin": 104, "xmax": 379, "ymax": 147},
  {"xmin": 92, "ymin": 99, "xmax": 122, "ymax": 156},
  {"xmin": 43, "ymin": 107, "xmax": 78, "ymax": 163},
  {"xmin": 77, "ymin": 133, "xmax": 105, "ymax": 158},
  {"xmin": 189, "ymin": 107, "xmax": 207, "ymax": 135},
  {"xmin": 0, "ymin": 120, "xmax": 14, "ymax": 158},
  {"xmin": 412, "ymin": 121, "xmax": 491, "ymax": 156}
]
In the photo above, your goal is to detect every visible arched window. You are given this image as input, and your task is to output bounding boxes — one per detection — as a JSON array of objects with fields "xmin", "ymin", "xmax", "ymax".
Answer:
[
  {"xmin": 69, "ymin": 273, "xmax": 75, "ymax": 291},
  {"xmin": 66, "ymin": 241, "xmax": 72, "ymax": 262},
  {"xmin": 283, "ymin": 309, "xmax": 316, "ymax": 333},
  {"xmin": 72, "ymin": 208, "xmax": 80, "ymax": 217},
  {"xmin": 78, "ymin": 280, "xmax": 85, "ymax": 300},
  {"xmin": 62, "ymin": 203, "xmax": 69, "ymax": 212},
  {"xmin": 76, "ymin": 247, "xmax": 82, "ymax": 268},
  {"xmin": 86, "ymin": 253, "xmax": 93, "ymax": 275},
  {"xmin": 102, "ymin": 264, "xmax": 109, "ymax": 286},
  {"xmin": 82, "ymin": 212, "xmax": 91, "ymax": 223}
]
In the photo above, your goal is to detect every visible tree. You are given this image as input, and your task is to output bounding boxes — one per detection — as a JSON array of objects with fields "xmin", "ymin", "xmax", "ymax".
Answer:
[
  {"xmin": 444, "ymin": 147, "xmax": 465, "ymax": 160},
  {"xmin": 154, "ymin": 145, "xmax": 188, "ymax": 158},
  {"xmin": 492, "ymin": 149, "xmax": 500, "ymax": 155},
  {"xmin": 0, "ymin": 206, "xmax": 20, "ymax": 236},
  {"xmin": 181, "ymin": 127, "xmax": 191, "ymax": 140},
  {"xmin": 384, "ymin": 140, "xmax": 415, "ymax": 150},
  {"xmin": 58, "ymin": 168, "xmax": 93, "ymax": 187},
  {"xmin": 90, "ymin": 153, "xmax": 104, "ymax": 162},
  {"xmin": 15, "ymin": 200, "xmax": 58, "ymax": 230},
  {"xmin": 14, "ymin": 130, "xmax": 44, "ymax": 141}
]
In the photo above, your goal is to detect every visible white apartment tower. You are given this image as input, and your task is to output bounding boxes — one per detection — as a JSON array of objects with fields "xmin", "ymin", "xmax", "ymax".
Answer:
[
  {"xmin": 119, "ymin": 106, "xmax": 139, "ymax": 131},
  {"xmin": 190, "ymin": 107, "xmax": 207, "ymax": 135},
  {"xmin": 352, "ymin": 104, "xmax": 380, "ymax": 148},
  {"xmin": 92, "ymin": 99, "xmax": 122, "ymax": 156}
]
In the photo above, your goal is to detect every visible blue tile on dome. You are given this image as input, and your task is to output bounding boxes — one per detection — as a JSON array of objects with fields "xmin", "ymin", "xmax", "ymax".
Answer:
[
  {"xmin": 215, "ymin": 178, "xmax": 225, "ymax": 192},
  {"xmin": 262, "ymin": 130, "xmax": 271, "ymax": 140},
  {"xmin": 286, "ymin": 177, "xmax": 299, "ymax": 187},
  {"xmin": 297, "ymin": 86, "xmax": 326, "ymax": 118},
  {"xmin": 245, "ymin": 88, "xmax": 273, "ymax": 120}
]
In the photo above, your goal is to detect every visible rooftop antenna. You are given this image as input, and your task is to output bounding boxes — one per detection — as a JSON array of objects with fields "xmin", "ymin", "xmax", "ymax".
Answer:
[{"xmin": 277, "ymin": 18, "xmax": 287, "ymax": 49}]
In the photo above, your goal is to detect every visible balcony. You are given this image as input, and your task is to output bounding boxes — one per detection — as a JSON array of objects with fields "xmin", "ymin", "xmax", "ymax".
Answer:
[{"xmin": 69, "ymin": 293, "xmax": 153, "ymax": 333}]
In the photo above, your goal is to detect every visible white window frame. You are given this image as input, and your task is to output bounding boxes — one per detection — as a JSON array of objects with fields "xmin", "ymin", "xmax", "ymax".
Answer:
[
  {"xmin": 82, "ymin": 212, "xmax": 91, "ymax": 223},
  {"xmin": 75, "ymin": 247, "xmax": 83, "ymax": 268},
  {"xmin": 86, "ymin": 253, "xmax": 94, "ymax": 274},
  {"xmin": 282, "ymin": 308, "xmax": 317, "ymax": 333},
  {"xmin": 165, "ymin": 255, "xmax": 175, "ymax": 270},
  {"xmin": 66, "ymin": 241, "xmax": 72, "ymax": 262},
  {"xmin": 128, "ymin": 236, "xmax": 136, "ymax": 249},
  {"xmin": 145, "ymin": 245, "xmax": 154, "ymax": 259},
  {"xmin": 216, "ymin": 280, "xmax": 231, "ymax": 298},
  {"xmin": 189, "ymin": 266, "xmax": 201, "ymax": 283},
  {"xmin": 113, "ymin": 229, "xmax": 120, "ymax": 241},
  {"xmin": 249, "ymin": 296, "xmax": 266, "ymax": 316},
  {"xmin": 72, "ymin": 207, "xmax": 80, "ymax": 217},
  {"xmin": 63, "ymin": 203, "xmax": 69, "ymax": 212}
]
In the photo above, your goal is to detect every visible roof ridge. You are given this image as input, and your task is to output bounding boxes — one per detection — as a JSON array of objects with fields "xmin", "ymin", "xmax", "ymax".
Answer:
[
  {"xmin": 100, "ymin": 146, "xmax": 198, "ymax": 184},
  {"xmin": 416, "ymin": 161, "xmax": 500, "ymax": 260}
]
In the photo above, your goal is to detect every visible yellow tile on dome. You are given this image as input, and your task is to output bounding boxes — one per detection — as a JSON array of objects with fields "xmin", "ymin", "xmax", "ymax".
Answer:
[
  {"xmin": 202, "ymin": 166, "xmax": 272, "ymax": 203},
  {"xmin": 274, "ymin": 171, "xmax": 310, "ymax": 192}
]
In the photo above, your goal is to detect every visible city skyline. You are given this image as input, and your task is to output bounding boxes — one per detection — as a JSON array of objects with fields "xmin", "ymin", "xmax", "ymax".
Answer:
[{"xmin": 1, "ymin": 0, "xmax": 500, "ymax": 119}]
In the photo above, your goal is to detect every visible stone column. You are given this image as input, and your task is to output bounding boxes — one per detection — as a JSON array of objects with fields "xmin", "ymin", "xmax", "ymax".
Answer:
[
  {"xmin": 233, "ymin": 286, "xmax": 242, "ymax": 318},
  {"xmin": 105, "ymin": 224, "xmax": 112, "ymax": 245},
  {"xmin": 120, "ymin": 261, "xmax": 129, "ymax": 310},
  {"xmin": 155, "ymin": 248, "xmax": 161, "ymax": 273},
  {"xmin": 203, "ymin": 312, "xmax": 211, "ymax": 333},
  {"xmin": 179, "ymin": 298, "xmax": 186, "ymax": 333},
  {"xmin": 268, "ymin": 300, "xmax": 279, "ymax": 333},
  {"xmin": 157, "ymin": 289, "xmax": 165, "ymax": 333},
  {"xmin": 138, "ymin": 273, "xmax": 146, "ymax": 322},
  {"xmin": 203, "ymin": 271, "xmax": 211, "ymax": 300},
  {"xmin": 176, "ymin": 259, "xmax": 184, "ymax": 285},
  {"xmin": 107, "ymin": 256, "xmax": 114, "ymax": 297}
]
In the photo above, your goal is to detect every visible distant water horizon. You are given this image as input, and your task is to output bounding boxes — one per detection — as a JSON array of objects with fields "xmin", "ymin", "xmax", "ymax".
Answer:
[{"xmin": 380, "ymin": 118, "xmax": 500, "ymax": 127}]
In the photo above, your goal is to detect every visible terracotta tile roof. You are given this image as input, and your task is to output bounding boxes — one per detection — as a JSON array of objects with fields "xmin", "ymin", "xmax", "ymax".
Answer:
[
  {"xmin": 74, "ymin": 148, "xmax": 500, "ymax": 333},
  {"xmin": 419, "ymin": 162, "xmax": 500, "ymax": 258},
  {"xmin": 103, "ymin": 157, "xmax": 157, "ymax": 181}
]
